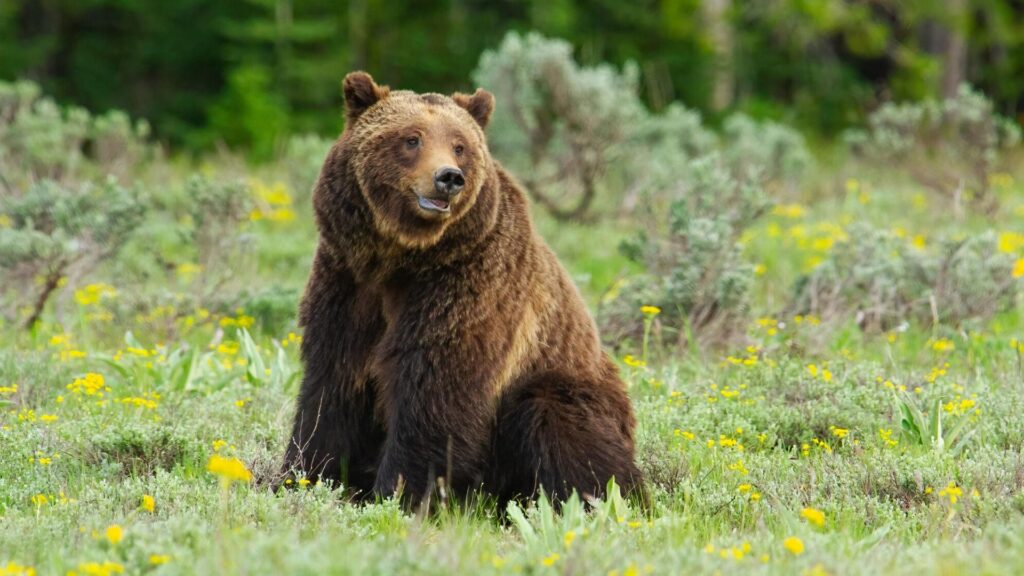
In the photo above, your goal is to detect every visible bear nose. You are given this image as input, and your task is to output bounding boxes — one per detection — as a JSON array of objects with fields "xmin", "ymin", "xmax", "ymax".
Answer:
[{"xmin": 434, "ymin": 167, "xmax": 465, "ymax": 196}]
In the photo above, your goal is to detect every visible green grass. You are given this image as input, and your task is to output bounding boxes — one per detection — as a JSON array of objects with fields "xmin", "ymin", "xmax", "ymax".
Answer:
[{"xmin": 2, "ymin": 161, "xmax": 1024, "ymax": 575}]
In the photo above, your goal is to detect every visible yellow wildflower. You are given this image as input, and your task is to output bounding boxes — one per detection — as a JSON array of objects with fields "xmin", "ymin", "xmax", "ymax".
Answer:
[
  {"xmin": 773, "ymin": 203, "xmax": 806, "ymax": 218},
  {"xmin": 141, "ymin": 494, "xmax": 155, "ymax": 513},
  {"xmin": 622, "ymin": 355, "xmax": 646, "ymax": 368},
  {"xmin": 207, "ymin": 454, "xmax": 252, "ymax": 483},
  {"xmin": 176, "ymin": 262, "xmax": 203, "ymax": 280},
  {"xmin": 805, "ymin": 564, "xmax": 831, "ymax": 576},
  {"xmin": 541, "ymin": 553, "xmax": 560, "ymax": 567},
  {"xmin": 73, "ymin": 283, "xmax": 117, "ymax": 306},
  {"xmin": 73, "ymin": 561, "xmax": 124, "ymax": 576},
  {"xmin": 0, "ymin": 562, "xmax": 36, "ymax": 576},
  {"xmin": 728, "ymin": 459, "xmax": 749, "ymax": 475},
  {"xmin": 878, "ymin": 428, "xmax": 898, "ymax": 447},
  {"xmin": 67, "ymin": 373, "xmax": 108, "ymax": 397},
  {"xmin": 640, "ymin": 305, "xmax": 661, "ymax": 316},
  {"xmin": 119, "ymin": 395, "xmax": 159, "ymax": 410},
  {"xmin": 149, "ymin": 555, "xmax": 171, "ymax": 566},
  {"xmin": 216, "ymin": 342, "xmax": 239, "ymax": 356},
  {"xmin": 939, "ymin": 482, "xmax": 963, "ymax": 505},
  {"xmin": 105, "ymin": 524, "xmax": 123, "ymax": 545},
  {"xmin": 998, "ymin": 232, "xmax": 1024, "ymax": 254},
  {"xmin": 800, "ymin": 507, "xmax": 826, "ymax": 527},
  {"xmin": 59, "ymin": 349, "xmax": 88, "ymax": 362},
  {"xmin": 783, "ymin": 536, "xmax": 805, "ymax": 555}
]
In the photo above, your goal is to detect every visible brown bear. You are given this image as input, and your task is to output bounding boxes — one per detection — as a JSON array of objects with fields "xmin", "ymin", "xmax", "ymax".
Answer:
[{"xmin": 282, "ymin": 71, "xmax": 641, "ymax": 507}]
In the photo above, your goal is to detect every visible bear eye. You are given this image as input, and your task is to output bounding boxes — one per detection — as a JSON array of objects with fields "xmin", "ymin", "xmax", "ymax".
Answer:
[
  {"xmin": 405, "ymin": 136, "xmax": 420, "ymax": 148},
  {"xmin": 454, "ymin": 144, "xmax": 465, "ymax": 156}
]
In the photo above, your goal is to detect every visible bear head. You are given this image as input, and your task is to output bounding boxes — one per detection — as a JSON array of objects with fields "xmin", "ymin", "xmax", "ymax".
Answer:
[{"xmin": 337, "ymin": 71, "xmax": 496, "ymax": 249}]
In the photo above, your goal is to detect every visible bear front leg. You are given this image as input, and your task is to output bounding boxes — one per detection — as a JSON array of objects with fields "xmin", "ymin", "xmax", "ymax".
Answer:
[
  {"xmin": 282, "ymin": 253, "xmax": 384, "ymax": 496},
  {"xmin": 283, "ymin": 364, "xmax": 382, "ymax": 493},
  {"xmin": 371, "ymin": 342, "xmax": 495, "ymax": 506}
]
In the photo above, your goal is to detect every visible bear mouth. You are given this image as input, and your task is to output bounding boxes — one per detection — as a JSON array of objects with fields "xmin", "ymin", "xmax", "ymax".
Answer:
[{"xmin": 416, "ymin": 195, "xmax": 452, "ymax": 215}]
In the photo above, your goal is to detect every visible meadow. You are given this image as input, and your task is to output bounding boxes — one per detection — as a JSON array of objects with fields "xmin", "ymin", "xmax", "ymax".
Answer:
[{"xmin": 3, "ymin": 52, "xmax": 1024, "ymax": 576}]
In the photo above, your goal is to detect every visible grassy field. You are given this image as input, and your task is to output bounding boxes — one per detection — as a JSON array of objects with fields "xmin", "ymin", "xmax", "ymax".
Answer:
[{"xmin": 3, "ymin": 146, "xmax": 1024, "ymax": 576}]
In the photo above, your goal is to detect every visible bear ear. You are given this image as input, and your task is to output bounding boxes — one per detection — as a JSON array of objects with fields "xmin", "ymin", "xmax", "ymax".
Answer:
[
  {"xmin": 452, "ymin": 88, "xmax": 495, "ymax": 129},
  {"xmin": 343, "ymin": 71, "xmax": 389, "ymax": 123}
]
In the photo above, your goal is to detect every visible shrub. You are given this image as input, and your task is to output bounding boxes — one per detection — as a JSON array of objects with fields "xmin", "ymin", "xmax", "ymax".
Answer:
[
  {"xmin": 845, "ymin": 84, "xmax": 1021, "ymax": 213},
  {"xmin": 183, "ymin": 176, "xmax": 255, "ymax": 299},
  {"xmin": 617, "ymin": 103, "xmax": 719, "ymax": 212},
  {"xmin": 790, "ymin": 225, "xmax": 1020, "ymax": 330},
  {"xmin": 601, "ymin": 155, "xmax": 769, "ymax": 350},
  {"xmin": 0, "ymin": 79, "xmax": 152, "ymax": 187},
  {"xmin": 0, "ymin": 178, "xmax": 146, "ymax": 328},
  {"xmin": 0, "ymin": 80, "xmax": 153, "ymax": 328},
  {"xmin": 721, "ymin": 113, "xmax": 811, "ymax": 189},
  {"xmin": 598, "ymin": 105, "xmax": 808, "ymax": 350},
  {"xmin": 473, "ymin": 31, "xmax": 812, "ymax": 227},
  {"xmin": 473, "ymin": 32, "xmax": 644, "ymax": 221},
  {"xmin": 622, "ymin": 108, "xmax": 810, "ymax": 213},
  {"xmin": 595, "ymin": 99, "xmax": 817, "ymax": 350}
]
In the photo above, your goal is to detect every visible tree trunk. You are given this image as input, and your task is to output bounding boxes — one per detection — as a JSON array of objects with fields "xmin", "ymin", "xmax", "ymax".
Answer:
[
  {"xmin": 24, "ymin": 264, "xmax": 65, "ymax": 330},
  {"xmin": 941, "ymin": 0, "xmax": 967, "ymax": 99},
  {"xmin": 704, "ymin": 0, "xmax": 734, "ymax": 111}
]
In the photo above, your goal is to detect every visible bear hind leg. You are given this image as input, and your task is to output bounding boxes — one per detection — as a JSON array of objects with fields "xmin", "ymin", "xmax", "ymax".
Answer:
[{"xmin": 491, "ymin": 371, "xmax": 643, "ymax": 507}]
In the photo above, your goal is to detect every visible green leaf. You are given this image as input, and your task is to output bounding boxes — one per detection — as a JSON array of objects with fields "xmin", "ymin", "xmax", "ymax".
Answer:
[
  {"xmin": 124, "ymin": 330, "xmax": 144, "ymax": 349},
  {"xmin": 928, "ymin": 399, "xmax": 942, "ymax": 451},
  {"xmin": 505, "ymin": 500, "xmax": 536, "ymax": 543},
  {"xmin": 950, "ymin": 429, "xmax": 977, "ymax": 456},
  {"xmin": 945, "ymin": 413, "xmax": 974, "ymax": 446},
  {"xmin": 95, "ymin": 357, "xmax": 130, "ymax": 380},
  {"xmin": 169, "ymin": 349, "xmax": 200, "ymax": 392},
  {"xmin": 238, "ymin": 328, "xmax": 266, "ymax": 385}
]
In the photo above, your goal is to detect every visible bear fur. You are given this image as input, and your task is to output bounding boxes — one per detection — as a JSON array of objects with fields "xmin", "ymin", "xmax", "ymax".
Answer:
[{"xmin": 283, "ymin": 71, "xmax": 641, "ymax": 507}]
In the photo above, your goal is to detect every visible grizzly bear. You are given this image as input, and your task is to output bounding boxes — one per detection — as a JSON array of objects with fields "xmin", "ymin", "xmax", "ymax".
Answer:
[{"xmin": 282, "ymin": 71, "xmax": 641, "ymax": 507}]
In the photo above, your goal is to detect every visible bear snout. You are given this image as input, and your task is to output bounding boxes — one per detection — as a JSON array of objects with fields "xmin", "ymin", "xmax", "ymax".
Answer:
[{"xmin": 433, "ymin": 167, "xmax": 465, "ymax": 197}]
